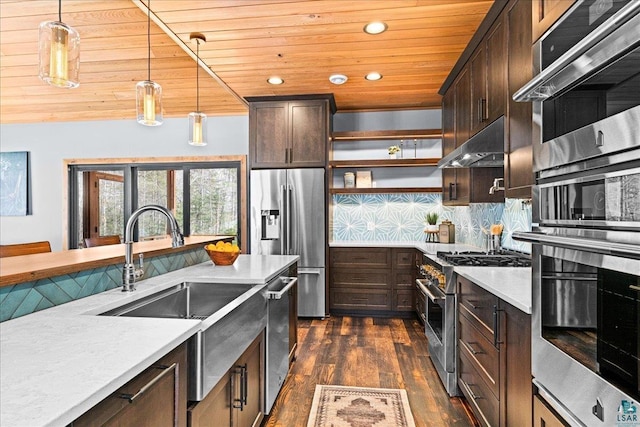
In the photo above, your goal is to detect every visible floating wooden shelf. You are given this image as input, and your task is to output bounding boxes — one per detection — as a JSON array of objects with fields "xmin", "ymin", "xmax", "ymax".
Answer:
[
  {"xmin": 331, "ymin": 129, "xmax": 442, "ymax": 141},
  {"xmin": 329, "ymin": 158, "xmax": 441, "ymax": 168},
  {"xmin": 330, "ymin": 187, "xmax": 442, "ymax": 194}
]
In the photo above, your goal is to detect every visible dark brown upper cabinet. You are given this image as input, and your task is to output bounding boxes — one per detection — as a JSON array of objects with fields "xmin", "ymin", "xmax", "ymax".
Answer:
[
  {"xmin": 440, "ymin": 0, "xmax": 535, "ymax": 203},
  {"xmin": 505, "ymin": 0, "xmax": 534, "ymax": 198},
  {"xmin": 532, "ymin": 0, "xmax": 576, "ymax": 42},
  {"xmin": 442, "ymin": 68, "xmax": 504, "ymax": 206},
  {"xmin": 470, "ymin": 16, "xmax": 506, "ymax": 136},
  {"xmin": 247, "ymin": 95, "xmax": 335, "ymax": 169}
]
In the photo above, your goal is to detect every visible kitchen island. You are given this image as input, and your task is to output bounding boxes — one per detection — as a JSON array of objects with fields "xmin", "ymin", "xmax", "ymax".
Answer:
[{"xmin": 0, "ymin": 254, "xmax": 298, "ymax": 427}]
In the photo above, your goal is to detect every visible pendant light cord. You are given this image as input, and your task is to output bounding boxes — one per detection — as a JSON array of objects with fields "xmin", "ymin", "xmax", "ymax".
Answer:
[
  {"xmin": 58, "ymin": 0, "xmax": 62, "ymax": 22},
  {"xmin": 196, "ymin": 39, "xmax": 200, "ymax": 112},
  {"xmin": 147, "ymin": 0, "xmax": 151, "ymax": 82}
]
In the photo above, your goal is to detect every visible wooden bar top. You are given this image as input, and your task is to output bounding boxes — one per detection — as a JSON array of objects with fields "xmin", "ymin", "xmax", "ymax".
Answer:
[{"xmin": 0, "ymin": 236, "xmax": 233, "ymax": 288}]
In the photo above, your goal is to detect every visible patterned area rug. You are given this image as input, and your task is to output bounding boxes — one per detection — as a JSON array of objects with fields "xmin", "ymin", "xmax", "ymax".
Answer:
[{"xmin": 307, "ymin": 385, "xmax": 416, "ymax": 427}]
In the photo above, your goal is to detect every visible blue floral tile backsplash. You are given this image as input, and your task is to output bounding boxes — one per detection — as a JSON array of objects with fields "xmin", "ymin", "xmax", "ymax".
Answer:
[{"xmin": 332, "ymin": 193, "xmax": 532, "ymax": 253}]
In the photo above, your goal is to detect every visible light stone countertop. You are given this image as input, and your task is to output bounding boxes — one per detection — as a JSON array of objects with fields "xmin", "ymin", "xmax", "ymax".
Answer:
[
  {"xmin": 454, "ymin": 267, "xmax": 532, "ymax": 314},
  {"xmin": 0, "ymin": 254, "xmax": 299, "ymax": 427}
]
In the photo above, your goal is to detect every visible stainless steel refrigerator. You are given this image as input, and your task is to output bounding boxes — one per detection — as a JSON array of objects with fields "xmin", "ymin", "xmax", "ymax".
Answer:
[{"xmin": 250, "ymin": 168, "xmax": 326, "ymax": 317}]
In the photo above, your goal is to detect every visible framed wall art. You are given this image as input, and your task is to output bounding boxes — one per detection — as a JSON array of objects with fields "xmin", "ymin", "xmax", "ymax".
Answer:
[{"xmin": 0, "ymin": 151, "xmax": 31, "ymax": 216}]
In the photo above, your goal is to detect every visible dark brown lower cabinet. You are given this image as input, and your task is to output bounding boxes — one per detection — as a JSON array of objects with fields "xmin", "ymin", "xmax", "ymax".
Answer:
[
  {"xmin": 457, "ymin": 275, "xmax": 532, "ymax": 427},
  {"xmin": 329, "ymin": 247, "xmax": 416, "ymax": 316},
  {"xmin": 188, "ymin": 331, "xmax": 264, "ymax": 427},
  {"xmin": 73, "ymin": 342, "xmax": 188, "ymax": 427}
]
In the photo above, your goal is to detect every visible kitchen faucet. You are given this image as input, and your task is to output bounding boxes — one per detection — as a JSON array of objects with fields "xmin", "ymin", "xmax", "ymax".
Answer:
[
  {"xmin": 488, "ymin": 177, "xmax": 504, "ymax": 195},
  {"xmin": 122, "ymin": 205, "xmax": 184, "ymax": 291}
]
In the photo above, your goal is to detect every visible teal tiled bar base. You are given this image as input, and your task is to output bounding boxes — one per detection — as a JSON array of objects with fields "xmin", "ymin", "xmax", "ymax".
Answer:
[{"xmin": 0, "ymin": 247, "xmax": 209, "ymax": 322}]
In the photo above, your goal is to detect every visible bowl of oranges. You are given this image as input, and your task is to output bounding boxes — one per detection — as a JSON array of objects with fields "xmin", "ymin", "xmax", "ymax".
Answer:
[{"xmin": 204, "ymin": 241, "xmax": 241, "ymax": 265}]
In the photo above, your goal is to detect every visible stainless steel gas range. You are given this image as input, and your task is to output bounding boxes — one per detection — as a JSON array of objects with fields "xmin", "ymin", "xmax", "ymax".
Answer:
[{"xmin": 416, "ymin": 250, "xmax": 531, "ymax": 396}]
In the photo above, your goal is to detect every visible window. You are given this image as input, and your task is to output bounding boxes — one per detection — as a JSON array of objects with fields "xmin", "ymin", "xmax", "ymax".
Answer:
[{"xmin": 67, "ymin": 157, "xmax": 245, "ymax": 249}]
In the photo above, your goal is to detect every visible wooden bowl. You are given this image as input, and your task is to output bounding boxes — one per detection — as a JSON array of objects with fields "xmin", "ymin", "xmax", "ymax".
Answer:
[{"xmin": 204, "ymin": 247, "xmax": 240, "ymax": 265}]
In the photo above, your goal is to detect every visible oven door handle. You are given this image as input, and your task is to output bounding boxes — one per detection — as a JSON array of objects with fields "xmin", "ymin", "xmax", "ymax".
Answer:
[
  {"xmin": 416, "ymin": 279, "xmax": 444, "ymax": 303},
  {"xmin": 513, "ymin": 1, "xmax": 640, "ymax": 101},
  {"xmin": 512, "ymin": 231, "xmax": 640, "ymax": 260}
]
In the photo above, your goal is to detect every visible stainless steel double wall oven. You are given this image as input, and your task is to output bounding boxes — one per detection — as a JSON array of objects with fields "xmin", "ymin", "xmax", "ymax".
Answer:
[{"xmin": 514, "ymin": 1, "xmax": 640, "ymax": 425}]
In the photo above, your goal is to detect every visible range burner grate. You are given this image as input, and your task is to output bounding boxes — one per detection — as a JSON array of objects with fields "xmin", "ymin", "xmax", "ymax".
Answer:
[{"xmin": 437, "ymin": 251, "xmax": 531, "ymax": 267}]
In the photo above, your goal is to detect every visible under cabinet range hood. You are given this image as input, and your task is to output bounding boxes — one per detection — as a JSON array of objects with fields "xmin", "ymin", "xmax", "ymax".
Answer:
[{"xmin": 438, "ymin": 116, "xmax": 505, "ymax": 168}]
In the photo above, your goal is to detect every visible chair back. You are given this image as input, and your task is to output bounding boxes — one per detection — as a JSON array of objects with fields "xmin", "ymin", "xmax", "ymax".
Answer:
[
  {"xmin": 0, "ymin": 241, "xmax": 52, "ymax": 258},
  {"xmin": 84, "ymin": 235, "xmax": 121, "ymax": 248}
]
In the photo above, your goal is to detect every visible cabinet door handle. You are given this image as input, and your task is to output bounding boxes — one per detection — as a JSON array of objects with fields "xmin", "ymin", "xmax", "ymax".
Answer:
[
  {"xmin": 232, "ymin": 364, "xmax": 247, "ymax": 410},
  {"xmin": 289, "ymin": 147, "xmax": 293, "ymax": 163},
  {"xmin": 118, "ymin": 363, "xmax": 177, "ymax": 404},
  {"xmin": 630, "ymin": 284, "xmax": 640, "ymax": 292},
  {"xmin": 478, "ymin": 98, "xmax": 487, "ymax": 122}
]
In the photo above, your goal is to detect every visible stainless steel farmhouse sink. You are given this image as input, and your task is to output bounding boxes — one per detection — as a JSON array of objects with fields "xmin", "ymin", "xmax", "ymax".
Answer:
[
  {"xmin": 100, "ymin": 281, "xmax": 254, "ymax": 320},
  {"xmin": 100, "ymin": 281, "xmax": 268, "ymax": 401}
]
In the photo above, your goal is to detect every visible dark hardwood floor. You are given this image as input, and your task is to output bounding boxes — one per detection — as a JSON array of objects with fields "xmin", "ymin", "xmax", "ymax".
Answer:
[{"xmin": 262, "ymin": 316, "xmax": 477, "ymax": 427}]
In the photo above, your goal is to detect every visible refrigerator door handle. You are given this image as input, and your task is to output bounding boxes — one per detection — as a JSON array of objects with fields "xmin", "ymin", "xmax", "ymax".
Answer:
[
  {"xmin": 286, "ymin": 184, "xmax": 293, "ymax": 255},
  {"xmin": 279, "ymin": 184, "xmax": 287, "ymax": 255}
]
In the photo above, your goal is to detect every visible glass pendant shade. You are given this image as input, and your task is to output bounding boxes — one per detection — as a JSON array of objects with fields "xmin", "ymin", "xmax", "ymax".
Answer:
[
  {"xmin": 188, "ymin": 112, "xmax": 207, "ymax": 146},
  {"xmin": 38, "ymin": 21, "xmax": 80, "ymax": 88},
  {"xmin": 136, "ymin": 80, "xmax": 163, "ymax": 126}
]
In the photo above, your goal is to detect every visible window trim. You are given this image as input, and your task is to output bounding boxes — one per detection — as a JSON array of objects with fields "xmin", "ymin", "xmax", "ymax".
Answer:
[{"xmin": 64, "ymin": 156, "xmax": 248, "ymax": 251}]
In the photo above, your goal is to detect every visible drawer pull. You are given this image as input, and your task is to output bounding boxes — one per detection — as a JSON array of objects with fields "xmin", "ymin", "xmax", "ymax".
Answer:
[
  {"xmin": 467, "ymin": 383, "xmax": 482, "ymax": 400},
  {"xmin": 467, "ymin": 300, "xmax": 482, "ymax": 309},
  {"xmin": 630, "ymin": 284, "xmax": 640, "ymax": 292},
  {"xmin": 119, "ymin": 363, "xmax": 177, "ymax": 403},
  {"xmin": 462, "ymin": 340, "xmax": 483, "ymax": 355},
  {"xmin": 493, "ymin": 305, "xmax": 503, "ymax": 347}
]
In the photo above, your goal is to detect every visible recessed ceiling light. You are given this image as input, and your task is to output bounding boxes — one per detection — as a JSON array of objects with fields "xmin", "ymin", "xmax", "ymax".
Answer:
[
  {"xmin": 267, "ymin": 76, "xmax": 284, "ymax": 85},
  {"xmin": 365, "ymin": 72, "xmax": 383, "ymax": 81},
  {"xmin": 364, "ymin": 21, "xmax": 388, "ymax": 35},
  {"xmin": 329, "ymin": 74, "xmax": 348, "ymax": 85}
]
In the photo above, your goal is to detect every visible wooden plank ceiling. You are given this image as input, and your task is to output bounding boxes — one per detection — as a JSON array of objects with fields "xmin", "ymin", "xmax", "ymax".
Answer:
[{"xmin": 0, "ymin": 0, "xmax": 493, "ymax": 124}]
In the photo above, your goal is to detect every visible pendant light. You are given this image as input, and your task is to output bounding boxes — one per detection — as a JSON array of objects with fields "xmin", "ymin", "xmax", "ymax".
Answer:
[
  {"xmin": 188, "ymin": 33, "xmax": 207, "ymax": 146},
  {"xmin": 136, "ymin": 0, "xmax": 163, "ymax": 126},
  {"xmin": 38, "ymin": 0, "xmax": 80, "ymax": 88}
]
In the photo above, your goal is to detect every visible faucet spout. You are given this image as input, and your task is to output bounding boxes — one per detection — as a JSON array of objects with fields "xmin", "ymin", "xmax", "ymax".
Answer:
[
  {"xmin": 488, "ymin": 177, "xmax": 504, "ymax": 195},
  {"xmin": 122, "ymin": 204, "xmax": 184, "ymax": 291}
]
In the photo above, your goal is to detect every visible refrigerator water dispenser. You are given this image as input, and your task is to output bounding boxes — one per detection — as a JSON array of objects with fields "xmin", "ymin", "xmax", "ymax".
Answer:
[{"xmin": 261, "ymin": 210, "xmax": 280, "ymax": 240}]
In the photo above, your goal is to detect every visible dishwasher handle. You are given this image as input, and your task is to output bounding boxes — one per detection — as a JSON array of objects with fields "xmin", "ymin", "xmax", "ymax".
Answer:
[{"xmin": 267, "ymin": 277, "xmax": 298, "ymax": 300}]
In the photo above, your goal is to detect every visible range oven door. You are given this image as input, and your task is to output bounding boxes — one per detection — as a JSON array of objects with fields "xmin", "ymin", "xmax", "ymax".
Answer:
[
  {"xmin": 515, "ymin": 228, "xmax": 639, "ymax": 427},
  {"xmin": 416, "ymin": 278, "xmax": 458, "ymax": 396}
]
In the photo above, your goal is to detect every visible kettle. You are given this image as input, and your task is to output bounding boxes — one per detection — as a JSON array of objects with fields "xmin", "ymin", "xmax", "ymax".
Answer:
[{"xmin": 439, "ymin": 220, "xmax": 455, "ymax": 243}]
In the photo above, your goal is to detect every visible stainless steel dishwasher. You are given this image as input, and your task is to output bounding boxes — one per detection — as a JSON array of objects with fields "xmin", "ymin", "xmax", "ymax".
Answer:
[{"xmin": 265, "ymin": 275, "xmax": 297, "ymax": 414}]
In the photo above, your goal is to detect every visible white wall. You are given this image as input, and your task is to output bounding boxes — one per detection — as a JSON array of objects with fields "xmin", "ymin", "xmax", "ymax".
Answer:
[{"xmin": 0, "ymin": 116, "xmax": 249, "ymax": 250}]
